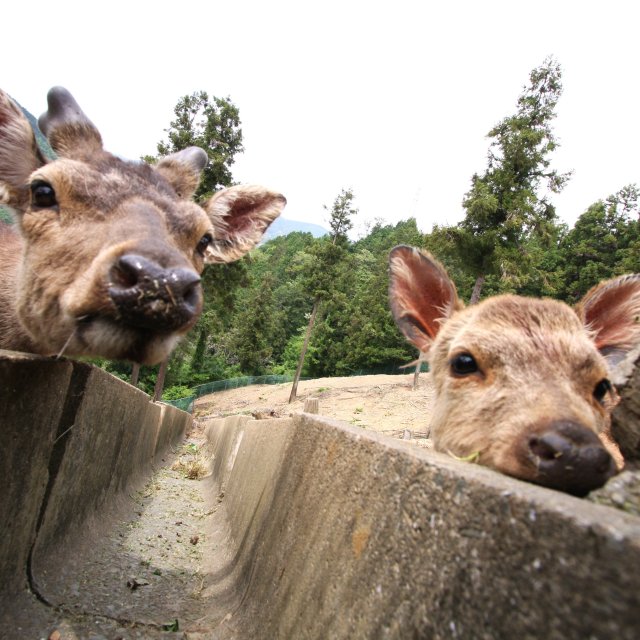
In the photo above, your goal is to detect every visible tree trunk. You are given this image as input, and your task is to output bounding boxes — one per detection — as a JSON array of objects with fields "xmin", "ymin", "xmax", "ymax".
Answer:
[
  {"xmin": 469, "ymin": 274, "xmax": 486, "ymax": 305},
  {"xmin": 153, "ymin": 359, "xmax": 169, "ymax": 402},
  {"xmin": 191, "ymin": 326, "xmax": 207, "ymax": 373},
  {"xmin": 289, "ymin": 299, "xmax": 320, "ymax": 403},
  {"xmin": 130, "ymin": 363, "xmax": 140, "ymax": 387},
  {"xmin": 413, "ymin": 355, "xmax": 422, "ymax": 390}
]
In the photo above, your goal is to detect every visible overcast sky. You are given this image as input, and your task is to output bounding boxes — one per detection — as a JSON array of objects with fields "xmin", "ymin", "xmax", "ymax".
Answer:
[{"xmin": 4, "ymin": 1, "xmax": 639, "ymax": 237}]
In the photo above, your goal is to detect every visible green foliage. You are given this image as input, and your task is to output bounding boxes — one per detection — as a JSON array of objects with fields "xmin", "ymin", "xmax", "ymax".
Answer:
[
  {"xmin": 227, "ymin": 273, "xmax": 285, "ymax": 375},
  {"xmin": 162, "ymin": 385, "xmax": 194, "ymax": 401},
  {"xmin": 453, "ymin": 57, "xmax": 571, "ymax": 299},
  {"xmin": 306, "ymin": 217, "xmax": 440, "ymax": 372},
  {"xmin": 325, "ymin": 188, "xmax": 357, "ymax": 243},
  {"xmin": 156, "ymin": 91, "xmax": 243, "ymax": 198},
  {"xmin": 560, "ymin": 184, "xmax": 640, "ymax": 302},
  {"xmin": 89, "ymin": 73, "xmax": 639, "ymax": 392},
  {"xmin": 92, "ymin": 180, "xmax": 639, "ymax": 389},
  {"xmin": 272, "ymin": 332, "xmax": 308, "ymax": 376},
  {"xmin": 289, "ymin": 189, "xmax": 359, "ymax": 379}
]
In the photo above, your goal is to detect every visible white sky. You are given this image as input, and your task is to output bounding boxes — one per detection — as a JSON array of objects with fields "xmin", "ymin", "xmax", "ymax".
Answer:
[{"xmin": 3, "ymin": 0, "xmax": 639, "ymax": 237}]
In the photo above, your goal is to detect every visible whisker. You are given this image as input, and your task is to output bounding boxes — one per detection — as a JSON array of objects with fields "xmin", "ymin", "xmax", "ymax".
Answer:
[
  {"xmin": 165, "ymin": 283, "xmax": 177, "ymax": 307},
  {"xmin": 56, "ymin": 328, "xmax": 77, "ymax": 360}
]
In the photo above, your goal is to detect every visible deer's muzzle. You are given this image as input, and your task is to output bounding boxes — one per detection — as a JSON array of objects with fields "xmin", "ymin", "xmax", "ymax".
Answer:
[
  {"xmin": 108, "ymin": 253, "xmax": 202, "ymax": 331},
  {"xmin": 527, "ymin": 421, "xmax": 617, "ymax": 496}
]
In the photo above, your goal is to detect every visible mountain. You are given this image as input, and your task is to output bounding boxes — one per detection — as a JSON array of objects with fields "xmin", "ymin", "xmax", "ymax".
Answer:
[{"xmin": 263, "ymin": 216, "xmax": 328, "ymax": 241}]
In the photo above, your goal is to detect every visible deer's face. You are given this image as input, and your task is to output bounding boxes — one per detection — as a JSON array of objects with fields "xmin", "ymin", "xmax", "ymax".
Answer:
[
  {"xmin": 0, "ymin": 87, "xmax": 285, "ymax": 364},
  {"xmin": 389, "ymin": 245, "xmax": 640, "ymax": 495},
  {"xmin": 16, "ymin": 157, "xmax": 212, "ymax": 363},
  {"xmin": 427, "ymin": 297, "xmax": 619, "ymax": 495}
]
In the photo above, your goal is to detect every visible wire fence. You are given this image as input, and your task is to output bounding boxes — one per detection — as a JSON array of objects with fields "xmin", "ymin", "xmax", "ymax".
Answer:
[
  {"xmin": 165, "ymin": 362, "xmax": 428, "ymax": 414},
  {"xmin": 164, "ymin": 374, "xmax": 301, "ymax": 414},
  {"xmin": 193, "ymin": 373, "xmax": 298, "ymax": 396}
]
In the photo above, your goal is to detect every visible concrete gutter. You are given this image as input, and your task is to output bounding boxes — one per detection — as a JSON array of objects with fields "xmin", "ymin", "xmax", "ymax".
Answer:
[
  {"xmin": 1, "ymin": 348, "xmax": 639, "ymax": 638},
  {"xmin": 205, "ymin": 413, "xmax": 640, "ymax": 639},
  {"xmin": 0, "ymin": 351, "xmax": 190, "ymax": 602}
]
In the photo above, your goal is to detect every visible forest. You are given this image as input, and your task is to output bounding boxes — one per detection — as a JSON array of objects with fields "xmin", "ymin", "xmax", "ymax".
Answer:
[
  {"xmin": 4, "ymin": 59, "xmax": 639, "ymax": 400},
  {"xmin": 114, "ymin": 57, "xmax": 640, "ymax": 400}
]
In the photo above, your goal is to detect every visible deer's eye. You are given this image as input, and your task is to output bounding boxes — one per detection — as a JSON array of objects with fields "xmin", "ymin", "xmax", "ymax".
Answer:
[
  {"xmin": 196, "ymin": 233, "xmax": 213, "ymax": 256},
  {"xmin": 593, "ymin": 378, "xmax": 612, "ymax": 404},
  {"xmin": 450, "ymin": 352, "xmax": 479, "ymax": 377},
  {"xmin": 31, "ymin": 181, "xmax": 58, "ymax": 209}
]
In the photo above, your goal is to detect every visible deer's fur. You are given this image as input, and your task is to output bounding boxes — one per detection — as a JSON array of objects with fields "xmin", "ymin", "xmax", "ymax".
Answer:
[
  {"xmin": 389, "ymin": 245, "xmax": 640, "ymax": 495},
  {"xmin": 0, "ymin": 87, "xmax": 285, "ymax": 364}
]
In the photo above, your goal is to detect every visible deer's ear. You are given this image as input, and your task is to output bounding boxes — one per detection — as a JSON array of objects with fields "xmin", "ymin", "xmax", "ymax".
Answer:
[
  {"xmin": 203, "ymin": 185, "xmax": 286, "ymax": 263},
  {"xmin": 0, "ymin": 89, "xmax": 46, "ymax": 210},
  {"xmin": 576, "ymin": 274, "xmax": 640, "ymax": 366},
  {"xmin": 155, "ymin": 147, "xmax": 208, "ymax": 200},
  {"xmin": 388, "ymin": 245, "xmax": 462, "ymax": 352}
]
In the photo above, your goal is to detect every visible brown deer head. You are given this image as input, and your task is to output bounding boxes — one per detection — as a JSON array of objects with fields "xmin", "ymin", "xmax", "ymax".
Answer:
[
  {"xmin": 389, "ymin": 245, "xmax": 640, "ymax": 495},
  {"xmin": 0, "ymin": 87, "xmax": 285, "ymax": 364}
]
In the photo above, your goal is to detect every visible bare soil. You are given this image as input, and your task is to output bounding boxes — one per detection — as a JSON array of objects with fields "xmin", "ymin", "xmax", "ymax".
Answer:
[{"xmin": 194, "ymin": 372, "xmax": 435, "ymax": 445}]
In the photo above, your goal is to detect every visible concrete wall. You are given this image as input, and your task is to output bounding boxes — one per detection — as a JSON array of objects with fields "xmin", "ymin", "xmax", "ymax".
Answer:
[
  {"xmin": 2, "ymin": 347, "xmax": 640, "ymax": 638},
  {"xmin": 0, "ymin": 350, "xmax": 191, "ymax": 599},
  {"xmin": 205, "ymin": 413, "xmax": 640, "ymax": 640}
]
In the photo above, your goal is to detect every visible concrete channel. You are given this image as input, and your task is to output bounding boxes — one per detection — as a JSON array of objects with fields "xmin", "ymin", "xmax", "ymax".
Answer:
[{"xmin": 1, "ymin": 350, "xmax": 639, "ymax": 639}]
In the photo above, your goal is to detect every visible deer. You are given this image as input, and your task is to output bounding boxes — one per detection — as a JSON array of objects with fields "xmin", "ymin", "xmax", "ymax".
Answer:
[
  {"xmin": 0, "ymin": 87, "xmax": 285, "ymax": 365},
  {"xmin": 388, "ymin": 245, "xmax": 640, "ymax": 496}
]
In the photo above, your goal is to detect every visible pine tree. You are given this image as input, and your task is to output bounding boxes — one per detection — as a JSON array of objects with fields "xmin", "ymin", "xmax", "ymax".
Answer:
[
  {"xmin": 156, "ymin": 91, "xmax": 243, "ymax": 199},
  {"xmin": 147, "ymin": 91, "xmax": 244, "ymax": 395},
  {"xmin": 289, "ymin": 189, "xmax": 357, "ymax": 401},
  {"xmin": 454, "ymin": 57, "xmax": 571, "ymax": 302},
  {"xmin": 561, "ymin": 184, "xmax": 640, "ymax": 301}
]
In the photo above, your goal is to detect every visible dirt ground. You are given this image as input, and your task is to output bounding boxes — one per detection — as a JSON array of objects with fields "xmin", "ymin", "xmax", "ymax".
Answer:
[{"xmin": 194, "ymin": 372, "xmax": 435, "ymax": 443}]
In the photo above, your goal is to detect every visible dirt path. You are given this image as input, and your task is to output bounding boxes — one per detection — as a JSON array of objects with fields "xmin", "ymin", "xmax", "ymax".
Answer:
[
  {"xmin": 194, "ymin": 373, "xmax": 435, "ymax": 443},
  {"xmin": 24, "ymin": 436, "xmax": 227, "ymax": 639}
]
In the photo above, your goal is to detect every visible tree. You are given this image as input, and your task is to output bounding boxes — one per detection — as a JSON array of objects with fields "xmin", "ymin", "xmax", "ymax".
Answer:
[
  {"xmin": 322, "ymin": 218, "xmax": 425, "ymax": 375},
  {"xmin": 228, "ymin": 271, "xmax": 286, "ymax": 375},
  {"xmin": 454, "ymin": 57, "xmax": 571, "ymax": 302},
  {"xmin": 326, "ymin": 188, "xmax": 357, "ymax": 240},
  {"xmin": 289, "ymin": 189, "xmax": 357, "ymax": 401},
  {"xmin": 156, "ymin": 91, "xmax": 244, "ymax": 199},
  {"xmin": 144, "ymin": 91, "xmax": 245, "ymax": 396},
  {"xmin": 560, "ymin": 184, "xmax": 640, "ymax": 301}
]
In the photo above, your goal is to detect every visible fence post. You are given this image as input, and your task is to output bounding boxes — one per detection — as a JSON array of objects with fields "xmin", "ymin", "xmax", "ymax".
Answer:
[{"xmin": 304, "ymin": 397, "xmax": 320, "ymax": 414}]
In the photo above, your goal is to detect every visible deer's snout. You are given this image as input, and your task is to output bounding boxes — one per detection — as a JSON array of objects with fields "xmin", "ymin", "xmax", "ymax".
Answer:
[
  {"xmin": 527, "ymin": 421, "xmax": 617, "ymax": 496},
  {"xmin": 108, "ymin": 253, "xmax": 202, "ymax": 331}
]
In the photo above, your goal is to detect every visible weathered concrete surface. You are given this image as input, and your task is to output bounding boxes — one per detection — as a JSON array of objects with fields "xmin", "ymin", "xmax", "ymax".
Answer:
[
  {"xmin": 2, "ymin": 349, "xmax": 640, "ymax": 639},
  {"xmin": 0, "ymin": 350, "xmax": 73, "ymax": 595},
  {"xmin": 205, "ymin": 413, "xmax": 640, "ymax": 640},
  {"xmin": 612, "ymin": 347, "xmax": 640, "ymax": 460},
  {"xmin": 590, "ymin": 470, "xmax": 640, "ymax": 516},
  {"xmin": 0, "ymin": 351, "xmax": 191, "ymax": 632}
]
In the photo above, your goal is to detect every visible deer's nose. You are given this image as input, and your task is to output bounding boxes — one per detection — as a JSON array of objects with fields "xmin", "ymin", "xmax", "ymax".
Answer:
[
  {"xmin": 528, "ymin": 421, "xmax": 617, "ymax": 496},
  {"xmin": 108, "ymin": 254, "xmax": 202, "ymax": 331}
]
